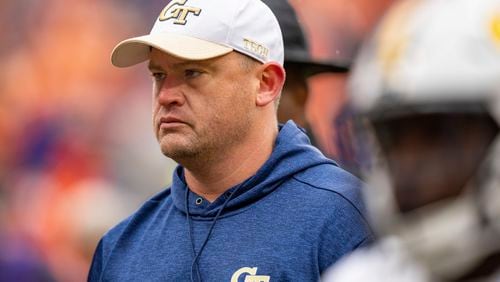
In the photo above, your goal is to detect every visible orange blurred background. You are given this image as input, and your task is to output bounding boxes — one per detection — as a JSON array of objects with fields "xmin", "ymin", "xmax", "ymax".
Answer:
[{"xmin": 0, "ymin": 0, "xmax": 394, "ymax": 280}]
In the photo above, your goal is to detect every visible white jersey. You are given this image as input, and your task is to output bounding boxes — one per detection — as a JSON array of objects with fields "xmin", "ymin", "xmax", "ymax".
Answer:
[{"xmin": 322, "ymin": 237, "xmax": 500, "ymax": 282}]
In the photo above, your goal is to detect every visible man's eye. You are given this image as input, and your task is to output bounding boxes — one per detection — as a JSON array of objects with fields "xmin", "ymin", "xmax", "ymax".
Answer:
[
  {"xmin": 152, "ymin": 73, "xmax": 166, "ymax": 81},
  {"xmin": 185, "ymin": 69, "xmax": 202, "ymax": 78}
]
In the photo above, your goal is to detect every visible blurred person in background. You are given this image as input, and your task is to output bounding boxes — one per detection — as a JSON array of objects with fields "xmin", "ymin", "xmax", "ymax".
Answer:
[
  {"xmin": 262, "ymin": 0, "xmax": 349, "ymax": 146},
  {"xmin": 285, "ymin": 0, "xmax": 395, "ymax": 176},
  {"xmin": 89, "ymin": 0, "xmax": 372, "ymax": 280},
  {"xmin": 323, "ymin": 0, "xmax": 500, "ymax": 281}
]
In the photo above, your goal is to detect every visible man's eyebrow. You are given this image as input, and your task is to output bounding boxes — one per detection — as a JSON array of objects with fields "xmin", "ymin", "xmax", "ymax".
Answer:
[
  {"xmin": 147, "ymin": 61, "xmax": 207, "ymax": 72},
  {"xmin": 148, "ymin": 62, "xmax": 163, "ymax": 72},
  {"xmin": 172, "ymin": 61, "xmax": 208, "ymax": 69}
]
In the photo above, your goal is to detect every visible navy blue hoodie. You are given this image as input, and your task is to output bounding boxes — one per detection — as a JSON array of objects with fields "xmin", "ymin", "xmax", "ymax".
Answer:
[{"xmin": 89, "ymin": 121, "xmax": 372, "ymax": 281}]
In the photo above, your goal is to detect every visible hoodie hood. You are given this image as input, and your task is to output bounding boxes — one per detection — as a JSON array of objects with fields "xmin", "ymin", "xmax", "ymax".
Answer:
[
  {"xmin": 89, "ymin": 120, "xmax": 371, "ymax": 282},
  {"xmin": 170, "ymin": 120, "xmax": 336, "ymax": 219}
]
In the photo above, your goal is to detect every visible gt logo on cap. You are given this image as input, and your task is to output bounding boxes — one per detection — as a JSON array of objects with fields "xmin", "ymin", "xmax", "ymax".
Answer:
[{"xmin": 158, "ymin": 0, "xmax": 201, "ymax": 25}]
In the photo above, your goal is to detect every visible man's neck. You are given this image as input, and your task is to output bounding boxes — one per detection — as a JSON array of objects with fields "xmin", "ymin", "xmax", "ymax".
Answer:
[{"xmin": 183, "ymin": 122, "xmax": 278, "ymax": 202}]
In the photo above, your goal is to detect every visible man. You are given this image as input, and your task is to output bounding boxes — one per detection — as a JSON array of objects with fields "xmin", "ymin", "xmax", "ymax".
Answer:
[
  {"xmin": 323, "ymin": 0, "xmax": 500, "ymax": 281},
  {"xmin": 89, "ymin": 0, "xmax": 372, "ymax": 281},
  {"xmin": 262, "ymin": 0, "xmax": 348, "ymax": 143}
]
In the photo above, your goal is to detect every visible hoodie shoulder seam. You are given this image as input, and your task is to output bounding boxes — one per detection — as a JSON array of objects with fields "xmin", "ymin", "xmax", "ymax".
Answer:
[{"xmin": 291, "ymin": 175, "xmax": 369, "ymax": 223}]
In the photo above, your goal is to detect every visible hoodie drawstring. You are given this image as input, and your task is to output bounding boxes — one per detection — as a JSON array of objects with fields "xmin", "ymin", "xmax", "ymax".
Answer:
[
  {"xmin": 185, "ymin": 184, "xmax": 241, "ymax": 282},
  {"xmin": 185, "ymin": 187, "xmax": 201, "ymax": 282}
]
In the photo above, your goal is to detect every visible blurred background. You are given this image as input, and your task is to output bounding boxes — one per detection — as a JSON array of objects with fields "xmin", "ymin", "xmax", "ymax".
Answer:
[{"xmin": 0, "ymin": 0, "xmax": 394, "ymax": 281}]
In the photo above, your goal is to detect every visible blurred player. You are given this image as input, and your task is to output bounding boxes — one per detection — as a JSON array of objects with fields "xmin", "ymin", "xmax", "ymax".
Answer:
[{"xmin": 323, "ymin": 0, "xmax": 500, "ymax": 281}]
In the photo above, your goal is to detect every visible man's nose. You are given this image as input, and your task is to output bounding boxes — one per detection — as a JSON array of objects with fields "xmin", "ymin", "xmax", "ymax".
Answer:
[{"xmin": 156, "ymin": 77, "xmax": 186, "ymax": 107}]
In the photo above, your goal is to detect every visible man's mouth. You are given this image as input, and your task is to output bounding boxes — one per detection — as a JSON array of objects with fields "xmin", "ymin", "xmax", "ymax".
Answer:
[{"xmin": 159, "ymin": 116, "xmax": 187, "ymax": 130}]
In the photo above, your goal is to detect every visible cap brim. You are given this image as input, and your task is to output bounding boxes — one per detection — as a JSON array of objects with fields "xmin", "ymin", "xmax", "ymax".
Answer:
[
  {"xmin": 284, "ymin": 50, "xmax": 350, "ymax": 77},
  {"xmin": 111, "ymin": 33, "xmax": 234, "ymax": 68},
  {"xmin": 286, "ymin": 60, "xmax": 350, "ymax": 77}
]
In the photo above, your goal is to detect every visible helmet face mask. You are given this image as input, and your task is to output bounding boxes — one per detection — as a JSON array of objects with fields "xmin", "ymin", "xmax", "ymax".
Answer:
[
  {"xmin": 348, "ymin": 0, "xmax": 500, "ymax": 278},
  {"xmin": 371, "ymin": 109, "xmax": 499, "ymax": 213}
]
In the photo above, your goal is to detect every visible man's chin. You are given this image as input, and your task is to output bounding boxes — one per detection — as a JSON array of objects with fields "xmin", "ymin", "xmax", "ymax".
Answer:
[{"xmin": 160, "ymin": 143, "xmax": 198, "ymax": 161}]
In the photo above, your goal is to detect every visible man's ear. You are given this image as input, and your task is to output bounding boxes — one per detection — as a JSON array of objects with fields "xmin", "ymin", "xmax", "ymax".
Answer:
[{"xmin": 256, "ymin": 62, "xmax": 286, "ymax": 107}]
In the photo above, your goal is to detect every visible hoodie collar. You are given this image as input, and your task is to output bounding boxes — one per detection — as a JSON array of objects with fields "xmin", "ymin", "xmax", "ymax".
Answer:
[{"xmin": 170, "ymin": 120, "xmax": 336, "ymax": 219}]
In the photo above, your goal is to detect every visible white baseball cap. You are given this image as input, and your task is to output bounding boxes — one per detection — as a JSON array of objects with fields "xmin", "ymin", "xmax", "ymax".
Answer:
[{"xmin": 111, "ymin": 0, "xmax": 284, "ymax": 67}]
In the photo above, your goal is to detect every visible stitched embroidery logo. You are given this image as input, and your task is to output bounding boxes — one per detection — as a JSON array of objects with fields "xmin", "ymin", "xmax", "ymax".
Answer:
[
  {"xmin": 243, "ymin": 38, "xmax": 269, "ymax": 61},
  {"xmin": 158, "ymin": 0, "xmax": 201, "ymax": 25},
  {"xmin": 231, "ymin": 267, "xmax": 270, "ymax": 282}
]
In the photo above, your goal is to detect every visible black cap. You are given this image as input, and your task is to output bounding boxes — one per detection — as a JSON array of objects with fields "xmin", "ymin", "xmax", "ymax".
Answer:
[{"xmin": 262, "ymin": 0, "xmax": 349, "ymax": 76}]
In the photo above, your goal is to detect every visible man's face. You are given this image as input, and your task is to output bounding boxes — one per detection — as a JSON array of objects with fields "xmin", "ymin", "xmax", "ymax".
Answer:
[{"xmin": 148, "ymin": 49, "xmax": 259, "ymax": 162}]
